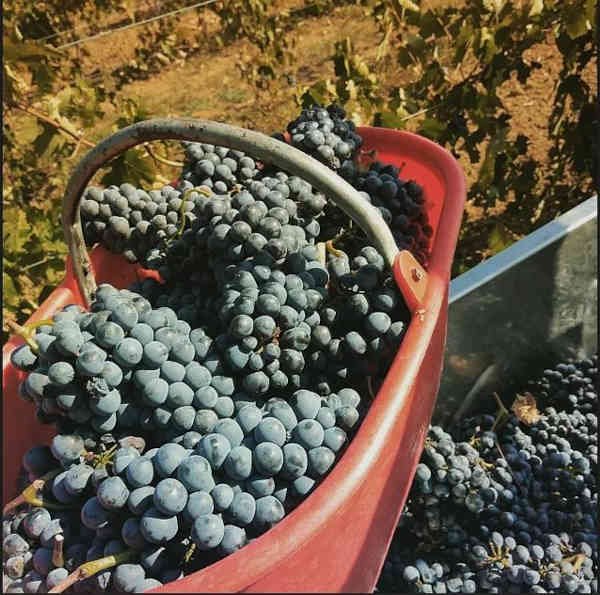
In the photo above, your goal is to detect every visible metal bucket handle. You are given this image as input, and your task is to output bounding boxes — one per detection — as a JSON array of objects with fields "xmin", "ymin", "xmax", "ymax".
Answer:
[{"xmin": 62, "ymin": 118, "xmax": 420, "ymax": 307}]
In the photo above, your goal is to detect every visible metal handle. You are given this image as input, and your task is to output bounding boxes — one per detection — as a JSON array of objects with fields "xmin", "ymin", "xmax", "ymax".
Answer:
[{"xmin": 62, "ymin": 118, "xmax": 401, "ymax": 306}]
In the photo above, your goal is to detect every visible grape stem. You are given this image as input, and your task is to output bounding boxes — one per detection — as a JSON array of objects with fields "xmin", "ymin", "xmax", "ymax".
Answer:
[
  {"xmin": 6, "ymin": 320, "xmax": 43, "ymax": 353},
  {"xmin": 48, "ymin": 549, "xmax": 136, "ymax": 593},
  {"xmin": 228, "ymin": 184, "xmax": 242, "ymax": 196},
  {"xmin": 52, "ymin": 534, "xmax": 65, "ymax": 567},
  {"xmin": 7, "ymin": 318, "xmax": 54, "ymax": 352},
  {"xmin": 477, "ymin": 457, "xmax": 495, "ymax": 471},
  {"xmin": 174, "ymin": 186, "xmax": 212, "ymax": 239},
  {"xmin": 184, "ymin": 542, "xmax": 196, "ymax": 564},
  {"xmin": 2, "ymin": 468, "xmax": 66, "ymax": 515},
  {"xmin": 316, "ymin": 241, "xmax": 326, "ymax": 266},
  {"xmin": 493, "ymin": 439, "xmax": 512, "ymax": 477},
  {"xmin": 487, "ymin": 542, "xmax": 511, "ymax": 567},
  {"xmin": 24, "ymin": 319, "xmax": 55, "ymax": 330},
  {"xmin": 491, "ymin": 392, "xmax": 510, "ymax": 431},
  {"xmin": 143, "ymin": 143, "xmax": 183, "ymax": 168},
  {"xmin": 325, "ymin": 239, "xmax": 344, "ymax": 258},
  {"xmin": 562, "ymin": 553, "xmax": 586, "ymax": 572},
  {"xmin": 89, "ymin": 444, "xmax": 119, "ymax": 468}
]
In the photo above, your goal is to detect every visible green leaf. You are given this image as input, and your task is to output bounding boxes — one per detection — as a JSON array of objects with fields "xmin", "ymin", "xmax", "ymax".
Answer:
[
  {"xmin": 482, "ymin": 0, "xmax": 505, "ymax": 14},
  {"xmin": 14, "ymin": 115, "xmax": 41, "ymax": 144},
  {"xmin": 31, "ymin": 62, "xmax": 55, "ymax": 93},
  {"xmin": 480, "ymin": 27, "xmax": 498, "ymax": 63},
  {"xmin": 376, "ymin": 111, "xmax": 408, "ymax": 129},
  {"xmin": 417, "ymin": 10, "xmax": 446, "ymax": 38},
  {"xmin": 528, "ymin": 0, "xmax": 544, "ymax": 17},
  {"xmin": 396, "ymin": 0, "xmax": 420, "ymax": 12},
  {"xmin": 398, "ymin": 47, "xmax": 415, "ymax": 67},
  {"xmin": 33, "ymin": 123, "xmax": 68, "ymax": 164},
  {"xmin": 478, "ymin": 124, "xmax": 508, "ymax": 186},
  {"xmin": 419, "ymin": 118, "xmax": 446, "ymax": 139},
  {"xmin": 298, "ymin": 80, "xmax": 336, "ymax": 108},
  {"xmin": 2, "ymin": 63, "xmax": 27, "ymax": 103},
  {"xmin": 101, "ymin": 148, "xmax": 155, "ymax": 187},
  {"xmin": 487, "ymin": 223, "xmax": 513, "ymax": 255},
  {"xmin": 32, "ymin": 121, "xmax": 57, "ymax": 152},
  {"xmin": 3, "ymin": 37, "xmax": 63, "ymax": 63},
  {"xmin": 564, "ymin": 5, "xmax": 592, "ymax": 39},
  {"xmin": 3, "ymin": 272, "xmax": 20, "ymax": 308},
  {"xmin": 3, "ymin": 207, "xmax": 28, "ymax": 255},
  {"xmin": 405, "ymin": 33, "xmax": 426, "ymax": 55},
  {"xmin": 454, "ymin": 26, "xmax": 474, "ymax": 64}
]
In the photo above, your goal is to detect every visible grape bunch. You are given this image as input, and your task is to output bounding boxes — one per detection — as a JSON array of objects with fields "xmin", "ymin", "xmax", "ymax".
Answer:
[
  {"xmin": 352, "ymin": 162, "xmax": 432, "ymax": 266},
  {"xmin": 10, "ymin": 285, "xmax": 242, "ymax": 441},
  {"xmin": 378, "ymin": 355, "xmax": 598, "ymax": 594},
  {"xmin": 3, "ymin": 503, "xmax": 73, "ymax": 594},
  {"xmin": 308, "ymin": 247, "xmax": 409, "ymax": 387},
  {"xmin": 3, "ymin": 377, "xmax": 363, "ymax": 592},
  {"xmin": 9, "ymin": 276, "xmax": 393, "ymax": 591},
  {"xmin": 2, "ymin": 436, "xmax": 163, "ymax": 593},
  {"xmin": 279, "ymin": 105, "xmax": 430, "ymax": 267},
  {"xmin": 80, "ymin": 183, "xmax": 201, "ymax": 266},
  {"xmin": 180, "ymin": 143, "xmax": 260, "ymax": 191},
  {"xmin": 82, "ymin": 170, "xmax": 330, "ymax": 287},
  {"xmin": 154, "ymin": 170, "xmax": 328, "ymax": 282},
  {"xmin": 285, "ymin": 104, "xmax": 363, "ymax": 171},
  {"xmin": 527, "ymin": 357, "xmax": 598, "ymax": 414}
]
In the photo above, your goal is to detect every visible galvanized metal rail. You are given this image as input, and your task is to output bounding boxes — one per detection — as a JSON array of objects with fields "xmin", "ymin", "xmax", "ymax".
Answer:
[{"xmin": 436, "ymin": 196, "xmax": 598, "ymax": 425}]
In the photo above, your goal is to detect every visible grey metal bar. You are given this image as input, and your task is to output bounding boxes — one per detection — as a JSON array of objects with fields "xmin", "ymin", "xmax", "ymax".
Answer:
[{"xmin": 435, "ymin": 196, "xmax": 598, "ymax": 425}]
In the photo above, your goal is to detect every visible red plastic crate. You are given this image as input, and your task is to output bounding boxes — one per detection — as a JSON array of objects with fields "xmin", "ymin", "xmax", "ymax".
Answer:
[{"xmin": 2, "ymin": 126, "xmax": 465, "ymax": 592}]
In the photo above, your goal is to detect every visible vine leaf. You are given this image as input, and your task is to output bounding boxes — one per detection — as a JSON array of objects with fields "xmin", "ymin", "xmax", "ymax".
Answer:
[
  {"xmin": 3, "ymin": 208, "xmax": 28, "ymax": 255},
  {"xmin": 564, "ymin": 4, "xmax": 593, "ymax": 39},
  {"xmin": 3, "ymin": 63, "xmax": 28, "ymax": 103},
  {"xmin": 478, "ymin": 125, "xmax": 508, "ymax": 187},
  {"xmin": 17, "ymin": 115, "xmax": 42, "ymax": 144},
  {"xmin": 419, "ymin": 118, "xmax": 445, "ymax": 140},
  {"xmin": 482, "ymin": 0, "xmax": 505, "ymax": 14},
  {"xmin": 487, "ymin": 223, "xmax": 513, "ymax": 256},
  {"xmin": 511, "ymin": 392, "xmax": 541, "ymax": 425},
  {"xmin": 376, "ymin": 110, "xmax": 408, "ymax": 129},
  {"xmin": 100, "ymin": 148, "xmax": 155, "ymax": 187},
  {"xmin": 3, "ymin": 36, "xmax": 63, "ymax": 62},
  {"xmin": 34, "ymin": 123, "xmax": 68, "ymax": 164},
  {"xmin": 479, "ymin": 27, "xmax": 498, "ymax": 63},
  {"xmin": 529, "ymin": 0, "xmax": 544, "ymax": 17},
  {"xmin": 3, "ymin": 273, "xmax": 20, "ymax": 309}
]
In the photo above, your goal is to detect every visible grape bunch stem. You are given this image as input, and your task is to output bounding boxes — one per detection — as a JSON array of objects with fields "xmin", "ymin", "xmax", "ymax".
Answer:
[
  {"xmin": 48, "ymin": 549, "xmax": 136, "ymax": 593},
  {"xmin": 2, "ymin": 468, "xmax": 67, "ymax": 515},
  {"xmin": 491, "ymin": 392, "xmax": 510, "ymax": 432},
  {"xmin": 6, "ymin": 319, "xmax": 54, "ymax": 353},
  {"xmin": 52, "ymin": 534, "xmax": 65, "ymax": 567}
]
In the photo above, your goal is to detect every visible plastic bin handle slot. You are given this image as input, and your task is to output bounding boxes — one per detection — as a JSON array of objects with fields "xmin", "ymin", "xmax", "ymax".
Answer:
[
  {"xmin": 62, "ymin": 118, "xmax": 403, "ymax": 306},
  {"xmin": 393, "ymin": 250, "xmax": 429, "ymax": 312}
]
